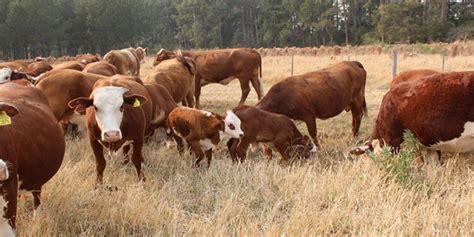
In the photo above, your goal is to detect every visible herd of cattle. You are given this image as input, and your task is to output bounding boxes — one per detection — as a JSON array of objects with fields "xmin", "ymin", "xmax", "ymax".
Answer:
[{"xmin": 0, "ymin": 46, "xmax": 473, "ymax": 234}]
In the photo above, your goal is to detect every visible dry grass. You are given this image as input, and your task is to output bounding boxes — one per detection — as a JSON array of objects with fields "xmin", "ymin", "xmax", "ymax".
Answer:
[{"xmin": 16, "ymin": 54, "xmax": 474, "ymax": 236}]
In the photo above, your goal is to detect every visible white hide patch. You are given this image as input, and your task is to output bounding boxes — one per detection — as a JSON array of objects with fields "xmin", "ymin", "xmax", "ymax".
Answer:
[
  {"xmin": 199, "ymin": 138, "xmax": 215, "ymax": 151},
  {"xmin": 310, "ymin": 140, "xmax": 318, "ymax": 153},
  {"xmin": 151, "ymin": 109, "xmax": 166, "ymax": 124},
  {"xmin": 109, "ymin": 140, "xmax": 133, "ymax": 157},
  {"xmin": 0, "ymin": 196, "xmax": 14, "ymax": 237},
  {"xmin": 223, "ymin": 110, "xmax": 244, "ymax": 139},
  {"xmin": 201, "ymin": 110, "xmax": 212, "ymax": 117},
  {"xmin": 0, "ymin": 159, "xmax": 9, "ymax": 181},
  {"xmin": 91, "ymin": 86, "xmax": 129, "ymax": 141},
  {"xmin": 429, "ymin": 122, "xmax": 474, "ymax": 153},
  {"xmin": 0, "ymin": 68, "xmax": 12, "ymax": 84}
]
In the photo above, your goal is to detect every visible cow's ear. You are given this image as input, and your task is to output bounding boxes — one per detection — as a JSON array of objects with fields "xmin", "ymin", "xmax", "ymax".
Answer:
[
  {"xmin": 68, "ymin": 97, "xmax": 93, "ymax": 113},
  {"xmin": 123, "ymin": 94, "xmax": 147, "ymax": 108},
  {"xmin": 0, "ymin": 103, "xmax": 18, "ymax": 117}
]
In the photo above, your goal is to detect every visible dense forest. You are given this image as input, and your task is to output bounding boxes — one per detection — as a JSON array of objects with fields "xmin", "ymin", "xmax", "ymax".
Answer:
[{"xmin": 0, "ymin": 0, "xmax": 472, "ymax": 59}]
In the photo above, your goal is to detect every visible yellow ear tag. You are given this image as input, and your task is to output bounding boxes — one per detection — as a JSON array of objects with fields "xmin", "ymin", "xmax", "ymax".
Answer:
[
  {"xmin": 133, "ymin": 98, "xmax": 141, "ymax": 108},
  {"xmin": 0, "ymin": 111, "xmax": 12, "ymax": 126}
]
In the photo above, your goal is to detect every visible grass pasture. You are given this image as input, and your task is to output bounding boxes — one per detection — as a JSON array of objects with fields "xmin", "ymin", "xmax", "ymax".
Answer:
[{"xmin": 16, "ymin": 53, "xmax": 474, "ymax": 236}]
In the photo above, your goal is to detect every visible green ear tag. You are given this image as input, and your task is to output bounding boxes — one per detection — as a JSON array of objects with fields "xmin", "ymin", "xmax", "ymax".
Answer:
[
  {"xmin": 0, "ymin": 111, "xmax": 12, "ymax": 126},
  {"xmin": 133, "ymin": 98, "xmax": 141, "ymax": 108}
]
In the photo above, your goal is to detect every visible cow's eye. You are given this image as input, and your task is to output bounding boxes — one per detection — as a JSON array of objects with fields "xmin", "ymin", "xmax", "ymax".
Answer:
[
  {"xmin": 93, "ymin": 105, "xmax": 98, "ymax": 111},
  {"xmin": 228, "ymin": 124, "xmax": 235, "ymax": 130}
]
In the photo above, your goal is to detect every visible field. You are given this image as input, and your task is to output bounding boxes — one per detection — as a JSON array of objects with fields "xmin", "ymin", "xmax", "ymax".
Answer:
[{"xmin": 16, "ymin": 54, "xmax": 474, "ymax": 236}]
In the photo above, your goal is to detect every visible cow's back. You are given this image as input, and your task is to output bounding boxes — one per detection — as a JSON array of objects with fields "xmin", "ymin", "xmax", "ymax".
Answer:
[{"xmin": 0, "ymin": 83, "xmax": 64, "ymax": 189}]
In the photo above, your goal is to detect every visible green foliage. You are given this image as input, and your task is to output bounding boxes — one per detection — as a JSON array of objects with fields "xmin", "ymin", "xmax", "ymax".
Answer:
[
  {"xmin": 368, "ymin": 130, "xmax": 429, "ymax": 191},
  {"xmin": 0, "ymin": 0, "xmax": 472, "ymax": 59}
]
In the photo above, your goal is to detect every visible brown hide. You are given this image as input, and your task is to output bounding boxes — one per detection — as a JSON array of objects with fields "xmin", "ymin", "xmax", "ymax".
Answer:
[{"xmin": 83, "ymin": 61, "xmax": 119, "ymax": 76}]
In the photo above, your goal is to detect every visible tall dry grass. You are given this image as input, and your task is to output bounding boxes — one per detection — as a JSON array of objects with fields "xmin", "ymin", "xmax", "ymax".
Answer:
[{"xmin": 15, "ymin": 53, "xmax": 474, "ymax": 236}]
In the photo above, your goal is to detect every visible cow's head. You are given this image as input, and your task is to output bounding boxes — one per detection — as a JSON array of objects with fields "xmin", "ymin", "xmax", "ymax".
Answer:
[
  {"xmin": 218, "ymin": 110, "xmax": 244, "ymax": 140},
  {"xmin": 349, "ymin": 139, "xmax": 383, "ymax": 156},
  {"xmin": 0, "ymin": 68, "xmax": 29, "ymax": 84},
  {"xmin": 291, "ymin": 135, "xmax": 317, "ymax": 159},
  {"xmin": 153, "ymin": 49, "xmax": 174, "ymax": 67},
  {"xmin": 68, "ymin": 86, "xmax": 147, "ymax": 143}
]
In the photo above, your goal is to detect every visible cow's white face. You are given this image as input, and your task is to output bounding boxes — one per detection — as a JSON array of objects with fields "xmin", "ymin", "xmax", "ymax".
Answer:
[
  {"xmin": 91, "ymin": 86, "xmax": 128, "ymax": 142},
  {"xmin": 223, "ymin": 111, "xmax": 244, "ymax": 138},
  {"xmin": 0, "ymin": 68, "xmax": 12, "ymax": 84},
  {"xmin": 0, "ymin": 159, "xmax": 9, "ymax": 181}
]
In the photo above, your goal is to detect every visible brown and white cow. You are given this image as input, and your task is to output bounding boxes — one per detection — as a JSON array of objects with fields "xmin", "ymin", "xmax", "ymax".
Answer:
[
  {"xmin": 227, "ymin": 105, "xmax": 316, "ymax": 163},
  {"xmin": 167, "ymin": 107, "xmax": 244, "ymax": 167},
  {"xmin": 256, "ymin": 61, "xmax": 368, "ymax": 147},
  {"xmin": 391, "ymin": 69, "xmax": 439, "ymax": 87},
  {"xmin": 83, "ymin": 61, "xmax": 119, "ymax": 76},
  {"xmin": 0, "ymin": 83, "xmax": 65, "ymax": 230},
  {"xmin": 144, "ymin": 51, "xmax": 196, "ymax": 107},
  {"xmin": 68, "ymin": 78, "xmax": 152, "ymax": 183},
  {"xmin": 154, "ymin": 48, "xmax": 263, "ymax": 108},
  {"xmin": 35, "ymin": 69, "xmax": 108, "ymax": 132},
  {"xmin": 350, "ymin": 71, "xmax": 474, "ymax": 164},
  {"xmin": 0, "ymin": 68, "xmax": 30, "ymax": 84},
  {"xmin": 103, "ymin": 47, "xmax": 144, "ymax": 76}
]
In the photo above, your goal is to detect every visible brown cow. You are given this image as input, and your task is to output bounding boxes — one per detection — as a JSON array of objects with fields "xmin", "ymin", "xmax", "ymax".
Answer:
[
  {"xmin": 154, "ymin": 48, "xmax": 263, "ymax": 108},
  {"xmin": 83, "ymin": 61, "xmax": 119, "ymax": 76},
  {"xmin": 256, "ymin": 61, "xmax": 368, "ymax": 147},
  {"xmin": 103, "ymin": 47, "xmax": 143, "ymax": 76},
  {"xmin": 0, "ymin": 83, "xmax": 65, "ymax": 229},
  {"xmin": 167, "ymin": 107, "xmax": 244, "ymax": 167},
  {"xmin": 76, "ymin": 53, "xmax": 101, "ymax": 64},
  {"xmin": 23, "ymin": 61, "xmax": 53, "ymax": 76},
  {"xmin": 391, "ymin": 69, "xmax": 439, "ymax": 87},
  {"xmin": 350, "ymin": 71, "xmax": 474, "ymax": 164},
  {"xmin": 0, "ymin": 59, "xmax": 35, "ymax": 70},
  {"xmin": 68, "ymin": 78, "xmax": 152, "ymax": 184},
  {"xmin": 53, "ymin": 61, "xmax": 86, "ymax": 71},
  {"xmin": 35, "ymin": 69, "xmax": 108, "ymax": 132},
  {"xmin": 227, "ymin": 105, "xmax": 316, "ymax": 163},
  {"xmin": 144, "ymin": 51, "xmax": 196, "ymax": 107}
]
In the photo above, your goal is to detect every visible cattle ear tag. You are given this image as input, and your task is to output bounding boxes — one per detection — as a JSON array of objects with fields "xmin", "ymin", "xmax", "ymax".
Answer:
[
  {"xmin": 133, "ymin": 98, "xmax": 141, "ymax": 108},
  {"xmin": 0, "ymin": 111, "xmax": 12, "ymax": 126}
]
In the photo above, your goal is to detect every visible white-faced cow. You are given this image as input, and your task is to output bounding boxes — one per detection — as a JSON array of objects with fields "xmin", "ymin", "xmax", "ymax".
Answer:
[
  {"xmin": 0, "ymin": 83, "xmax": 65, "ymax": 230},
  {"xmin": 68, "ymin": 78, "xmax": 152, "ymax": 184},
  {"xmin": 256, "ymin": 61, "xmax": 368, "ymax": 148},
  {"xmin": 154, "ymin": 48, "xmax": 263, "ymax": 108},
  {"xmin": 350, "ymin": 71, "xmax": 474, "ymax": 164}
]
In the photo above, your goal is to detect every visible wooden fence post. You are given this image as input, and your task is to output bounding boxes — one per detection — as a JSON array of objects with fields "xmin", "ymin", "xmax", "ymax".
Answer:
[
  {"xmin": 392, "ymin": 49, "xmax": 397, "ymax": 79},
  {"xmin": 441, "ymin": 52, "xmax": 446, "ymax": 72}
]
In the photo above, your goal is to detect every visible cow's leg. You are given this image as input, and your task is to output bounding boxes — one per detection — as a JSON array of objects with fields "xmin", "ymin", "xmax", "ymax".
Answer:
[
  {"xmin": 227, "ymin": 138, "xmax": 239, "ymax": 163},
  {"xmin": 236, "ymin": 139, "xmax": 250, "ymax": 162},
  {"xmin": 174, "ymin": 134, "xmax": 185, "ymax": 156},
  {"xmin": 303, "ymin": 117, "xmax": 320, "ymax": 148},
  {"xmin": 238, "ymin": 78, "xmax": 251, "ymax": 105},
  {"xmin": 186, "ymin": 91, "xmax": 195, "ymax": 108},
  {"xmin": 194, "ymin": 77, "xmax": 202, "ymax": 109},
  {"xmin": 122, "ymin": 145, "xmax": 131, "ymax": 164},
  {"xmin": 1, "ymin": 175, "xmax": 18, "ymax": 229},
  {"xmin": 274, "ymin": 140, "xmax": 291, "ymax": 164},
  {"xmin": 250, "ymin": 75, "xmax": 264, "ymax": 100},
  {"xmin": 90, "ymin": 139, "xmax": 106, "ymax": 185},
  {"xmin": 263, "ymin": 144, "xmax": 273, "ymax": 160},
  {"xmin": 32, "ymin": 190, "xmax": 41, "ymax": 208},
  {"xmin": 350, "ymin": 106, "xmax": 363, "ymax": 137},
  {"xmin": 205, "ymin": 149, "xmax": 213, "ymax": 167},
  {"xmin": 131, "ymin": 140, "xmax": 145, "ymax": 181},
  {"xmin": 189, "ymin": 140, "xmax": 205, "ymax": 167}
]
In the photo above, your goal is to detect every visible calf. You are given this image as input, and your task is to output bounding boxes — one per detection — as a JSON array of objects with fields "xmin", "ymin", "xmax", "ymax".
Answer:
[
  {"xmin": 227, "ymin": 105, "xmax": 315, "ymax": 163},
  {"xmin": 256, "ymin": 61, "xmax": 367, "ymax": 147},
  {"xmin": 69, "ymin": 78, "xmax": 152, "ymax": 184},
  {"xmin": 0, "ymin": 83, "xmax": 65, "ymax": 229},
  {"xmin": 167, "ymin": 107, "xmax": 243, "ymax": 167}
]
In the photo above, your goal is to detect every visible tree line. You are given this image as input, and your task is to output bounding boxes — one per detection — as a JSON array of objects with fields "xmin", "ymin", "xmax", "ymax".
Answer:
[{"xmin": 0, "ymin": 0, "xmax": 472, "ymax": 59}]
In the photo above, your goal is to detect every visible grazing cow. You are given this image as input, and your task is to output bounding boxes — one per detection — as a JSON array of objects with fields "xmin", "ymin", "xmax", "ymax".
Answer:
[
  {"xmin": 227, "ymin": 105, "xmax": 316, "ymax": 163},
  {"xmin": 35, "ymin": 69, "xmax": 108, "ymax": 132},
  {"xmin": 154, "ymin": 48, "xmax": 263, "ymax": 108},
  {"xmin": 167, "ymin": 107, "xmax": 244, "ymax": 167},
  {"xmin": 68, "ymin": 78, "xmax": 152, "ymax": 183},
  {"xmin": 391, "ymin": 69, "xmax": 439, "ymax": 87},
  {"xmin": 350, "ymin": 71, "xmax": 474, "ymax": 164},
  {"xmin": 256, "ymin": 61, "xmax": 368, "ymax": 147},
  {"xmin": 53, "ymin": 61, "xmax": 86, "ymax": 71},
  {"xmin": 103, "ymin": 47, "xmax": 143, "ymax": 76},
  {"xmin": 83, "ymin": 61, "xmax": 119, "ymax": 76},
  {"xmin": 0, "ymin": 83, "xmax": 65, "ymax": 229},
  {"xmin": 144, "ymin": 51, "xmax": 196, "ymax": 107},
  {"xmin": 76, "ymin": 53, "xmax": 100, "ymax": 64},
  {"xmin": 23, "ymin": 61, "xmax": 53, "ymax": 76}
]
